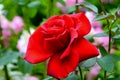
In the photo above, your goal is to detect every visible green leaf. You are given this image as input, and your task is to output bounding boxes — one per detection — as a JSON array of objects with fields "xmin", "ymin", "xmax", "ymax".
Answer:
[
  {"xmin": 18, "ymin": 58, "xmax": 33, "ymax": 74},
  {"xmin": 67, "ymin": 6, "xmax": 76, "ymax": 13},
  {"xmin": 0, "ymin": 51, "xmax": 19, "ymax": 66},
  {"xmin": 27, "ymin": 1, "xmax": 41, "ymax": 8},
  {"xmin": 97, "ymin": 58, "xmax": 114, "ymax": 72},
  {"xmin": 80, "ymin": 57, "xmax": 97, "ymax": 68},
  {"xmin": 28, "ymin": 8, "xmax": 37, "ymax": 18},
  {"xmin": 113, "ymin": 35, "xmax": 120, "ymax": 39},
  {"xmin": 12, "ymin": 0, "xmax": 26, "ymax": 5},
  {"xmin": 57, "ymin": 0, "xmax": 66, "ymax": 6},
  {"xmin": 97, "ymin": 54, "xmax": 120, "ymax": 72},
  {"xmin": 64, "ymin": 73, "xmax": 78, "ymax": 80},
  {"xmin": 99, "ymin": 46, "xmax": 107, "ymax": 57},
  {"xmin": 43, "ymin": 76, "xmax": 54, "ymax": 80},
  {"xmin": 107, "ymin": 78, "xmax": 120, "ymax": 80},
  {"xmin": 93, "ymin": 14, "xmax": 114, "ymax": 21},
  {"xmin": 93, "ymin": 32, "xmax": 108, "ymax": 37},
  {"xmin": 77, "ymin": 1, "xmax": 98, "ymax": 13}
]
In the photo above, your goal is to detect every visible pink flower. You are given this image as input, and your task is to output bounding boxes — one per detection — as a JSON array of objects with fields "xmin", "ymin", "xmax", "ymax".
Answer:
[
  {"xmin": 87, "ymin": 63, "xmax": 101, "ymax": 80},
  {"xmin": 57, "ymin": 0, "xmax": 84, "ymax": 13},
  {"xmin": 17, "ymin": 28, "xmax": 34, "ymax": 54},
  {"xmin": 2, "ymin": 29, "xmax": 11, "ymax": 37},
  {"xmin": 17, "ymin": 31, "xmax": 30, "ymax": 53},
  {"xmin": 10, "ymin": 16, "xmax": 24, "ymax": 33},
  {"xmin": 86, "ymin": 11, "xmax": 109, "ymax": 47},
  {"xmin": 25, "ymin": 75, "xmax": 39, "ymax": 80},
  {"xmin": 0, "ymin": 15, "xmax": 10, "ymax": 29}
]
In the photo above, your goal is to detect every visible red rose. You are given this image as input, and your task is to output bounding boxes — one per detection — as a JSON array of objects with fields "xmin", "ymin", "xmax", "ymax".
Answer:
[{"xmin": 24, "ymin": 12, "xmax": 99, "ymax": 79}]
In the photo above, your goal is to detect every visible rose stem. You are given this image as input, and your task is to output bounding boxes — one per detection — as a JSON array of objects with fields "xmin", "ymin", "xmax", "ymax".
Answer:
[
  {"xmin": 75, "ymin": 0, "xmax": 79, "ymax": 13},
  {"xmin": 78, "ymin": 65, "xmax": 83, "ymax": 80},
  {"xmin": 98, "ymin": 0, "xmax": 111, "ymax": 79},
  {"xmin": 4, "ymin": 65, "xmax": 10, "ymax": 80}
]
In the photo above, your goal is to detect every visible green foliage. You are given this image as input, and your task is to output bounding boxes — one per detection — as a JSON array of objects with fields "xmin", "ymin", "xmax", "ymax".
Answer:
[
  {"xmin": 64, "ymin": 73, "xmax": 78, "ymax": 80},
  {"xmin": 77, "ymin": 1, "xmax": 98, "ymax": 13},
  {"xmin": 99, "ymin": 46, "xmax": 108, "ymax": 57},
  {"xmin": 94, "ymin": 14, "xmax": 114, "ymax": 21},
  {"xmin": 18, "ymin": 58, "xmax": 33, "ymax": 74},
  {"xmin": 57, "ymin": 0, "xmax": 66, "ymax": 6},
  {"xmin": 93, "ymin": 32, "xmax": 108, "ymax": 37},
  {"xmin": 80, "ymin": 57, "xmax": 97, "ymax": 68},
  {"xmin": 67, "ymin": 6, "xmax": 76, "ymax": 13},
  {"xmin": 97, "ymin": 54, "xmax": 120, "ymax": 72},
  {"xmin": 0, "ymin": 50, "xmax": 19, "ymax": 66}
]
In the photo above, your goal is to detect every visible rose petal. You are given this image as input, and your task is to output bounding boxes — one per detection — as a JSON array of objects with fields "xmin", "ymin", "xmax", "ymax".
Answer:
[
  {"xmin": 47, "ymin": 51, "xmax": 79, "ymax": 79},
  {"xmin": 44, "ymin": 30, "xmax": 70, "ymax": 53},
  {"xmin": 72, "ymin": 38, "xmax": 99, "ymax": 62},
  {"xmin": 62, "ymin": 14, "xmax": 74, "ymax": 28},
  {"xmin": 71, "ymin": 12, "xmax": 91, "ymax": 37},
  {"xmin": 60, "ymin": 28, "xmax": 78, "ymax": 59},
  {"xmin": 24, "ymin": 27, "xmax": 53, "ymax": 64}
]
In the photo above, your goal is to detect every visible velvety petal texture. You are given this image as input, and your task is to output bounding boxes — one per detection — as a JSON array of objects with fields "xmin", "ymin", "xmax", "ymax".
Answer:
[{"xmin": 24, "ymin": 12, "xmax": 99, "ymax": 79}]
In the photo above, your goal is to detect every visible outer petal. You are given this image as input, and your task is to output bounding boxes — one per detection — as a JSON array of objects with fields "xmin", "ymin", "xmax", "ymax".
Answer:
[
  {"xmin": 47, "ymin": 51, "xmax": 79, "ymax": 79},
  {"xmin": 72, "ymin": 38, "xmax": 99, "ymax": 62},
  {"xmin": 71, "ymin": 12, "xmax": 91, "ymax": 37},
  {"xmin": 62, "ymin": 14, "xmax": 74, "ymax": 28},
  {"xmin": 24, "ymin": 27, "xmax": 53, "ymax": 64}
]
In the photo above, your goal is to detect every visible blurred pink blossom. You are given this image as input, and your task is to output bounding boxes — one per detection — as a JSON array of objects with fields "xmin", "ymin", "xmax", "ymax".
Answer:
[
  {"xmin": 25, "ymin": 75, "xmax": 39, "ymax": 80},
  {"xmin": 17, "ymin": 31, "xmax": 30, "ymax": 53},
  {"xmin": 0, "ymin": 15, "xmax": 10, "ymax": 29},
  {"xmin": 10, "ymin": 16, "xmax": 24, "ymax": 33},
  {"xmin": 57, "ymin": 0, "xmax": 84, "ymax": 13},
  {"xmin": 17, "ymin": 28, "xmax": 34, "ymax": 54},
  {"xmin": 2, "ymin": 29, "xmax": 11, "ymax": 37},
  {"xmin": 86, "ymin": 11, "xmax": 109, "ymax": 48},
  {"xmin": 87, "ymin": 63, "xmax": 101, "ymax": 80}
]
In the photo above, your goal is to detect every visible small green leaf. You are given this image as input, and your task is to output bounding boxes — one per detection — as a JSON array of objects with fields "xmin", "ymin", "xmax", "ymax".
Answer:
[
  {"xmin": 43, "ymin": 76, "xmax": 54, "ymax": 80},
  {"xmin": 97, "ymin": 58, "xmax": 114, "ymax": 72},
  {"xmin": 67, "ymin": 6, "xmax": 76, "ymax": 13},
  {"xmin": 28, "ymin": 8, "xmax": 37, "ymax": 18},
  {"xmin": 99, "ymin": 46, "xmax": 107, "ymax": 57},
  {"xmin": 18, "ymin": 58, "xmax": 33, "ymax": 74},
  {"xmin": 57, "ymin": 0, "xmax": 66, "ymax": 6},
  {"xmin": 97, "ymin": 54, "xmax": 120, "ymax": 72},
  {"xmin": 93, "ymin": 32, "xmax": 108, "ymax": 37},
  {"xmin": 27, "ymin": 1, "xmax": 41, "ymax": 8},
  {"xmin": 64, "ymin": 73, "xmax": 78, "ymax": 80},
  {"xmin": 12, "ymin": 0, "xmax": 26, "ymax": 5},
  {"xmin": 0, "ymin": 51, "xmax": 19, "ymax": 66},
  {"xmin": 77, "ymin": 1, "xmax": 98, "ymax": 13},
  {"xmin": 94, "ymin": 14, "xmax": 114, "ymax": 21},
  {"xmin": 113, "ymin": 35, "xmax": 120, "ymax": 39},
  {"xmin": 80, "ymin": 57, "xmax": 97, "ymax": 68},
  {"xmin": 107, "ymin": 78, "xmax": 120, "ymax": 80}
]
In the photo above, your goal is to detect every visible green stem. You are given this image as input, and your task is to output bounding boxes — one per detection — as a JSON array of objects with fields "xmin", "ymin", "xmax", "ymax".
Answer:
[
  {"xmin": 98, "ymin": 0, "xmax": 111, "ymax": 79},
  {"xmin": 48, "ymin": 0, "xmax": 54, "ymax": 18},
  {"xmin": 76, "ymin": 0, "xmax": 79, "ymax": 13},
  {"xmin": 4, "ymin": 65, "xmax": 10, "ymax": 80},
  {"xmin": 78, "ymin": 66, "xmax": 83, "ymax": 80},
  {"xmin": 104, "ymin": 71, "xmax": 107, "ymax": 80}
]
